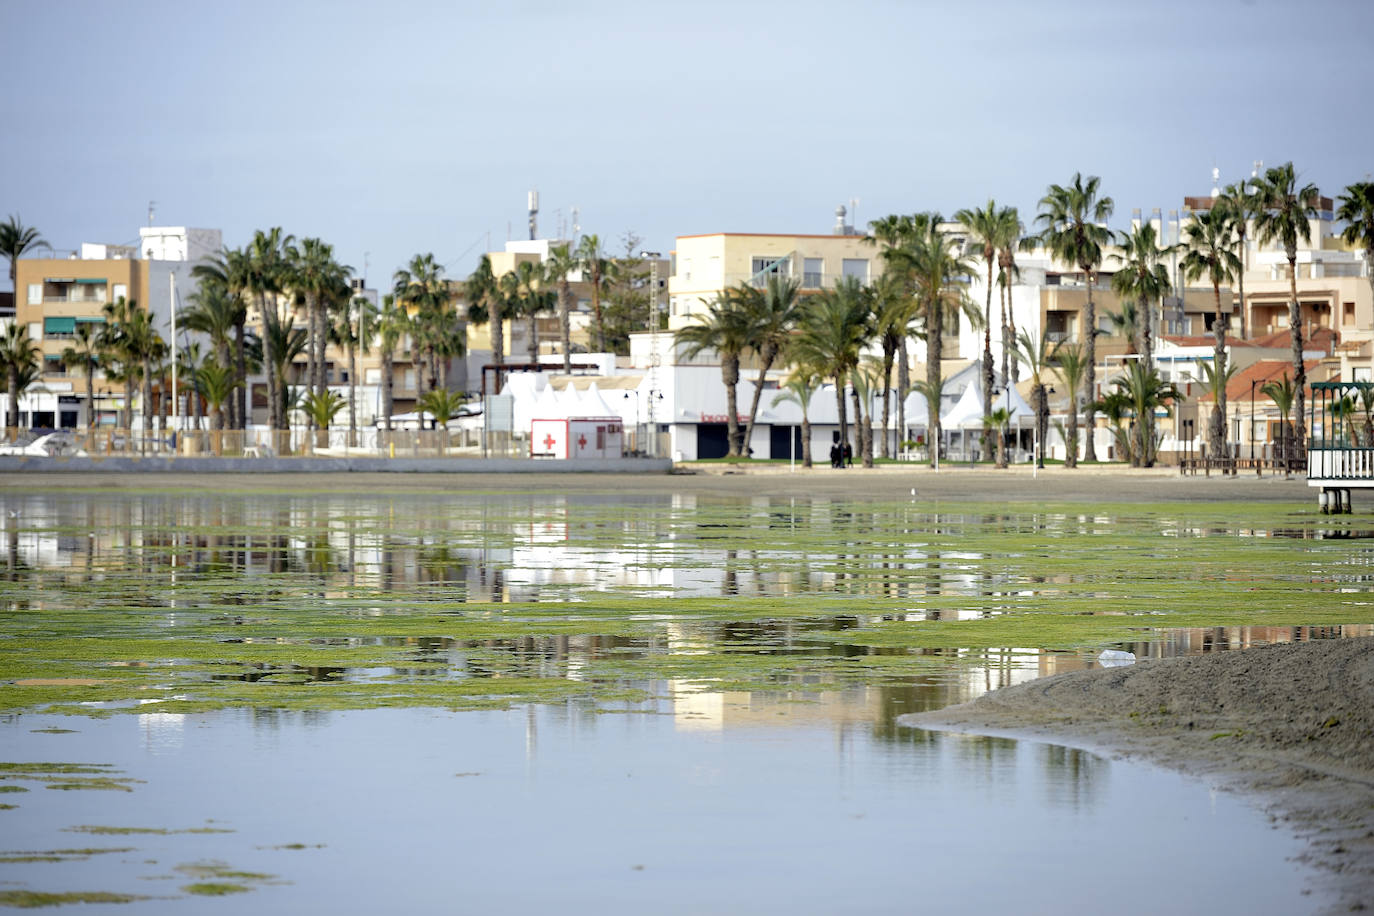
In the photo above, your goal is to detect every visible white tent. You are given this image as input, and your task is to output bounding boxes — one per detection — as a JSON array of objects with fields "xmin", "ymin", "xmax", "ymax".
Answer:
[{"xmin": 942, "ymin": 381, "xmax": 1032, "ymax": 428}]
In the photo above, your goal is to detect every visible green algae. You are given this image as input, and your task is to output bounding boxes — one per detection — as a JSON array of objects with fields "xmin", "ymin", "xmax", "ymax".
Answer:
[
  {"xmin": 181, "ymin": 883, "xmax": 251, "ymax": 896},
  {"xmin": 0, "ymin": 890, "xmax": 150, "ymax": 907},
  {"xmin": 1, "ymin": 490, "xmax": 1371, "ymax": 717}
]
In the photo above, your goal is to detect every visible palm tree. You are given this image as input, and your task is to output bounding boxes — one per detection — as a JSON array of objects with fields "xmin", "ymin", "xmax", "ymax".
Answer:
[
  {"xmin": 61, "ymin": 321, "xmax": 103, "ymax": 434},
  {"xmin": 739, "ymin": 275, "xmax": 802, "ymax": 458},
  {"xmin": 465, "ymin": 255, "xmax": 502, "ymax": 380},
  {"xmin": 301, "ymin": 390, "xmax": 347, "ymax": 448},
  {"xmin": 771, "ymin": 369, "xmax": 821, "ymax": 467},
  {"xmin": 1053, "ymin": 341, "xmax": 1088, "ymax": 468},
  {"xmin": 1016, "ymin": 329, "xmax": 1056, "ymax": 468},
  {"xmin": 674, "ymin": 291, "xmax": 751, "ymax": 456},
  {"xmin": 417, "ymin": 388, "xmax": 467, "ymax": 455},
  {"xmin": 791, "ymin": 276, "xmax": 873, "ymax": 466},
  {"xmin": 1103, "ymin": 300, "xmax": 1143, "ymax": 355},
  {"xmin": 546, "ymin": 244, "xmax": 578, "ymax": 374},
  {"xmin": 955, "ymin": 201, "xmax": 1021, "ymax": 444},
  {"xmin": 1, "ymin": 216, "xmax": 49, "ymax": 294},
  {"xmin": 889, "ymin": 215, "xmax": 977, "ymax": 466},
  {"xmin": 1034, "ymin": 173, "xmax": 1114, "ymax": 462},
  {"xmin": 100, "ymin": 296, "xmax": 143, "ymax": 431},
  {"xmin": 196, "ymin": 360, "xmax": 237, "ymax": 446},
  {"xmin": 374, "ymin": 295, "xmax": 407, "ymax": 433},
  {"xmin": 287, "ymin": 238, "xmax": 351, "ymax": 402},
  {"xmin": 1260, "ymin": 373, "xmax": 1297, "ymax": 473},
  {"xmin": 191, "ymin": 247, "xmax": 251, "ymax": 428},
  {"xmin": 334, "ymin": 295, "xmax": 376, "ymax": 447},
  {"xmin": 576, "ymin": 234, "xmax": 609, "ymax": 352},
  {"xmin": 1191, "ymin": 359, "xmax": 1237, "ymax": 463},
  {"xmin": 869, "ymin": 271, "xmax": 920, "ymax": 458},
  {"xmin": 1110, "ymin": 222, "xmax": 1174, "ymax": 366},
  {"xmin": 1253, "ymin": 162, "xmax": 1320, "ymax": 454},
  {"xmin": 1337, "ymin": 182, "xmax": 1374, "ymax": 307},
  {"xmin": 997, "ymin": 212, "xmax": 1024, "ymax": 384},
  {"xmin": 1112, "ymin": 361, "xmax": 1181, "ymax": 467},
  {"xmin": 1218, "ymin": 181, "xmax": 1262, "ymax": 339},
  {"xmin": 243, "ymin": 228, "xmax": 294, "ymax": 432},
  {"xmin": 982, "ymin": 406, "xmax": 1011, "ymax": 468},
  {"xmin": 394, "ymin": 254, "xmax": 452, "ymax": 396},
  {"xmin": 180, "ymin": 278, "xmax": 238, "ymax": 389},
  {"xmin": 260, "ymin": 305, "xmax": 306, "ymax": 444},
  {"xmin": 1182, "ymin": 207, "xmax": 1241, "ymax": 462},
  {"xmin": 0, "ymin": 322, "xmax": 40, "ymax": 436}
]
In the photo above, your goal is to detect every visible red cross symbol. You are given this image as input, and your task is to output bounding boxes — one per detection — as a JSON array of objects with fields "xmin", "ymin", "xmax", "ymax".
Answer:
[
  {"xmin": 543, "ymin": 433, "xmax": 557, "ymax": 450},
  {"xmin": 577, "ymin": 434, "xmax": 588, "ymax": 449}
]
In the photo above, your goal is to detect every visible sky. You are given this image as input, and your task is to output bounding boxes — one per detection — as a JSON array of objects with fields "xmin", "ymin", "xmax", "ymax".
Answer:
[{"xmin": 4, "ymin": 0, "xmax": 1372, "ymax": 292}]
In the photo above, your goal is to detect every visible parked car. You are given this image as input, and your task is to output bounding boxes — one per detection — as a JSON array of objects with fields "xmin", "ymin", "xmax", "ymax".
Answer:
[{"xmin": 0, "ymin": 432, "xmax": 88, "ymax": 457}]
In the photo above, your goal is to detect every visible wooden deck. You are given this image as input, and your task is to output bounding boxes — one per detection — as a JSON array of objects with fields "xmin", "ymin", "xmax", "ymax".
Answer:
[
  {"xmin": 1180, "ymin": 456, "xmax": 1305, "ymax": 477},
  {"xmin": 1307, "ymin": 381, "xmax": 1374, "ymax": 513}
]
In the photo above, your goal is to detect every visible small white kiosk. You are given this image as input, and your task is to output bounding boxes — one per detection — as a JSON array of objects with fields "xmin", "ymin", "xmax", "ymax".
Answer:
[{"xmin": 530, "ymin": 382, "xmax": 623, "ymax": 459}]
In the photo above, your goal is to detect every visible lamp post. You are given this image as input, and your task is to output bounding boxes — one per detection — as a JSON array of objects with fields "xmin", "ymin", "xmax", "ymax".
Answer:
[
  {"xmin": 623, "ymin": 390, "xmax": 640, "ymax": 455},
  {"xmin": 639, "ymin": 250, "xmax": 662, "ymax": 457},
  {"xmin": 1250, "ymin": 379, "xmax": 1256, "ymax": 463}
]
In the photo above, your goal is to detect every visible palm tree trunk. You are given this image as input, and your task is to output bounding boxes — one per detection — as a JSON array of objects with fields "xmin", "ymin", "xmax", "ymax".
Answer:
[
  {"xmin": 348, "ymin": 344, "xmax": 358, "ymax": 448},
  {"xmin": 741, "ymin": 352, "xmax": 776, "ymax": 460},
  {"xmin": 801, "ymin": 415, "xmax": 812, "ymax": 468},
  {"xmin": 1035, "ymin": 383, "xmax": 1049, "ymax": 469},
  {"xmin": 897, "ymin": 337, "xmax": 909, "ymax": 454},
  {"xmin": 927, "ymin": 302, "xmax": 942, "ymax": 469},
  {"xmin": 1211, "ymin": 282, "xmax": 1228, "ymax": 462},
  {"xmin": 527, "ymin": 312, "xmax": 538, "ymax": 363},
  {"xmin": 235, "ymin": 320, "xmax": 248, "ymax": 429},
  {"xmin": 850, "ymin": 385, "xmax": 867, "ymax": 468},
  {"xmin": 84, "ymin": 366, "xmax": 94, "ymax": 435},
  {"xmin": 724, "ymin": 358, "xmax": 741, "ymax": 457},
  {"xmin": 982, "ymin": 258, "xmax": 995, "ymax": 459},
  {"xmin": 834, "ymin": 374, "xmax": 848, "ymax": 465},
  {"xmin": 880, "ymin": 347, "xmax": 894, "ymax": 460},
  {"xmin": 382, "ymin": 351, "xmax": 394, "ymax": 431},
  {"xmin": 7, "ymin": 368, "xmax": 18, "ymax": 436},
  {"xmin": 1288, "ymin": 251, "xmax": 1307, "ymax": 454},
  {"xmin": 1237, "ymin": 228, "xmax": 1248, "ymax": 340},
  {"xmin": 1083, "ymin": 272, "xmax": 1098, "ymax": 462},
  {"xmin": 560, "ymin": 280, "xmax": 572, "ymax": 375},
  {"xmin": 1005, "ymin": 281, "xmax": 1019, "ymax": 384}
]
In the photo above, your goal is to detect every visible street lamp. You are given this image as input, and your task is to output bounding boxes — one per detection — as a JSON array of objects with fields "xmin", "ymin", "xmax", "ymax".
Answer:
[
  {"xmin": 639, "ymin": 251, "xmax": 663, "ymax": 457},
  {"xmin": 1250, "ymin": 379, "xmax": 1257, "ymax": 463}
]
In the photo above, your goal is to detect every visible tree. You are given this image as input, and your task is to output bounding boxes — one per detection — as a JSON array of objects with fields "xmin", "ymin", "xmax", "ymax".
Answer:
[
  {"xmin": 0, "ymin": 322, "xmax": 40, "ymax": 435},
  {"xmin": 1110, "ymin": 222, "xmax": 1174, "ymax": 366},
  {"xmin": 791, "ymin": 277, "xmax": 873, "ymax": 467},
  {"xmin": 869, "ymin": 271, "xmax": 920, "ymax": 458},
  {"xmin": 196, "ymin": 360, "xmax": 237, "ymax": 441},
  {"xmin": 575, "ymin": 234, "xmax": 609, "ymax": 352},
  {"xmin": 100, "ymin": 296, "xmax": 144, "ymax": 431},
  {"xmin": 546, "ymin": 244, "xmax": 578, "ymax": 374},
  {"xmin": 334, "ymin": 295, "xmax": 376, "ymax": 447},
  {"xmin": 286, "ymin": 237, "xmax": 351, "ymax": 403},
  {"xmin": 1034, "ymin": 173, "xmax": 1114, "ymax": 462},
  {"xmin": 0, "ymin": 215, "xmax": 49, "ymax": 294},
  {"xmin": 998, "ymin": 211, "xmax": 1024, "ymax": 384},
  {"xmin": 882, "ymin": 214, "xmax": 977, "ymax": 467},
  {"xmin": 61, "ymin": 322, "xmax": 102, "ymax": 433},
  {"xmin": 394, "ymin": 254, "xmax": 452, "ymax": 396},
  {"xmin": 417, "ymin": 388, "xmax": 467, "ymax": 456},
  {"xmin": 1190, "ymin": 359, "xmax": 1237, "ymax": 463},
  {"xmin": 1218, "ymin": 181, "xmax": 1262, "ymax": 339},
  {"xmin": 955, "ymin": 201, "xmax": 1021, "ymax": 448},
  {"xmin": 465, "ymin": 255, "xmax": 502, "ymax": 380},
  {"xmin": 374, "ymin": 295, "xmax": 408, "ymax": 433},
  {"xmin": 513, "ymin": 259, "xmax": 553, "ymax": 364},
  {"xmin": 1053, "ymin": 341, "xmax": 1088, "ymax": 468},
  {"xmin": 1182, "ymin": 207, "xmax": 1241, "ymax": 461},
  {"xmin": 301, "ymin": 390, "xmax": 347, "ymax": 447},
  {"xmin": 771, "ymin": 370, "xmax": 821, "ymax": 468},
  {"xmin": 1260, "ymin": 373, "xmax": 1297, "ymax": 474},
  {"xmin": 261, "ymin": 304, "xmax": 306, "ymax": 440},
  {"xmin": 1113, "ymin": 361, "xmax": 1181, "ymax": 467},
  {"xmin": 1253, "ymin": 162, "xmax": 1320, "ymax": 454},
  {"xmin": 1337, "ymin": 182, "xmax": 1374, "ymax": 308},
  {"xmin": 243, "ymin": 228, "xmax": 294, "ymax": 432},
  {"xmin": 191, "ymin": 247, "xmax": 251, "ymax": 428},
  {"xmin": 674, "ymin": 291, "xmax": 751, "ymax": 456},
  {"xmin": 739, "ymin": 275, "xmax": 802, "ymax": 459},
  {"xmin": 982, "ymin": 406, "xmax": 1011, "ymax": 468},
  {"xmin": 1016, "ymin": 329, "xmax": 1056, "ymax": 469},
  {"xmin": 1103, "ymin": 300, "xmax": 1143, "ymax": 355}
]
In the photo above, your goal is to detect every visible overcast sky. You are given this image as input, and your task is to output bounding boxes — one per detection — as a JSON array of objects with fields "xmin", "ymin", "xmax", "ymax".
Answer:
[{"xmin": 4, "ymin": 0, "xmax": 1372, "ymax": 291}]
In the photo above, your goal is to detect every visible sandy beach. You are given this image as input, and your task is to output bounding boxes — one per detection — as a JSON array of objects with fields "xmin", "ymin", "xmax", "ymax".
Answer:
[{"xmin": 900, "ymin": 637, "xmax": 1374, "ymax": 913}]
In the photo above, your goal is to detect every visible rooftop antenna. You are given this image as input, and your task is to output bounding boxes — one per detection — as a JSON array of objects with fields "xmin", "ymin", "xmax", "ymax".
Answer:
[
  {"xmin": 1252, "ymin": 160, "xmax": 1263, "ymax": 179},
  {"xmin": 363, "ymin": 252, "xmax": 370, "ymax": 285},
  {"xmin": 570, "ymin": 207, "xmax": 580, "ymax": 245},
  {"xmin": 848, "ymin": 197, "xmax": 859, "ymax": 233},
  {"xmin": 528, "ymin": 189, "xmax": 539, "ymax": 240},
  {"xmin": 148, "ymin": 200, "xmax": 156, "ymax": 226},
  {"xmin": 1211, "ymin": 166, "xmax": 1220, "ymax": 198}
]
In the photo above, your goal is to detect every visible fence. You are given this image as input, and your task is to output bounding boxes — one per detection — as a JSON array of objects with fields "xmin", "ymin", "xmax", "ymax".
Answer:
[{"xmin": 35, "ymin": 426, "xmax": 536, "ymax": 460}]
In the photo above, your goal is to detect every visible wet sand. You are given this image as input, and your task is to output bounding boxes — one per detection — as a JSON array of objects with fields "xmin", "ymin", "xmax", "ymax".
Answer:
[{"xmin": 899, "ymin": 638, "xmax": 1374, "ymax": 913}]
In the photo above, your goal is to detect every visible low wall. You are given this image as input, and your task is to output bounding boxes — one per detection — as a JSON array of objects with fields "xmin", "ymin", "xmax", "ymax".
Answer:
[{"xmin": 0, "ymin": 456, "xmax": 675, "ymax": 474}]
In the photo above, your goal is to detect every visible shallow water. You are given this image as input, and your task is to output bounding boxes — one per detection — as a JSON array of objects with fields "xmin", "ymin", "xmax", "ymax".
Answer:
[
  {"xmin": 0, "ymin": 488, "xmax": 1367, "ymax": 910},
  {"xmin": 0, "ymin": 706, "xmax": 1321, "ymax": 914}
]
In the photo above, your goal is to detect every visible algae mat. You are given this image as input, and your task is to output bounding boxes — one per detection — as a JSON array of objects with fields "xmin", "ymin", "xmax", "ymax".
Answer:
[{"xmin": 1, "ymin": 488, "xmax": 1370, "ymax": 717}]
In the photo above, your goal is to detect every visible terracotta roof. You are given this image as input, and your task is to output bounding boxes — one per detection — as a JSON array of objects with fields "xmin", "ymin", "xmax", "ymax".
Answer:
[
  {"xmin": 1160, "ymin": 335, "xmax": 1261, "ymax": 349},
  {"xmin": 1197, "ymin": 359, "xmax": 1319, "ymax": 403},
  {"xmin": 1247, "ymin": 326, "xmax": 1337, "ymax": 354}
]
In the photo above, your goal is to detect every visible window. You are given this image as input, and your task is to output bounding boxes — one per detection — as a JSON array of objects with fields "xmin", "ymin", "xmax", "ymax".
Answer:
[
  {"xmin": 27, "ymin": 284, "xmax": 41, "ymax": 305},
  {"xmin": 27, "ymin": 322, "xmax": 41, "ymax": 341},
  {"xmin": 112, "ymin": 283, "xmax": 127, "ymax": 302},
  {"xmin": 841, "ymin": 259, "xmax": 868, "ymax": 282},
  {"xmin": 803, "ymin": 258, "xmax": 823, "ymax": 289},
  {"xmin": 1344, "ymin": 302, "xmax": 1356, "ymax": 326},
  {"xmin": 750, "ymin": 256, "xmax": 790, "ymax": 287},
  {"xmin": 1354, "ymin": 367, "xmax": 1372, "ymax": 382}
]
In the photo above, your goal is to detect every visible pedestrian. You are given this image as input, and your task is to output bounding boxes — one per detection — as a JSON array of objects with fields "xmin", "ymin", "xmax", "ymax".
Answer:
[
  {"xmin": 829, "ymin": 442, "xmax": 840, "ymax": 468},
  {"xmin": 843, "ymin": 440, "xmax": 853, "ymax": 467}
]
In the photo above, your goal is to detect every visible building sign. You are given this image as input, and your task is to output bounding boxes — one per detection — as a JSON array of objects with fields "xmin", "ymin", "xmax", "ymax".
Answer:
[{"xmin": 700, "ymin": 414, "xmax": 747, "ymax": 423}]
